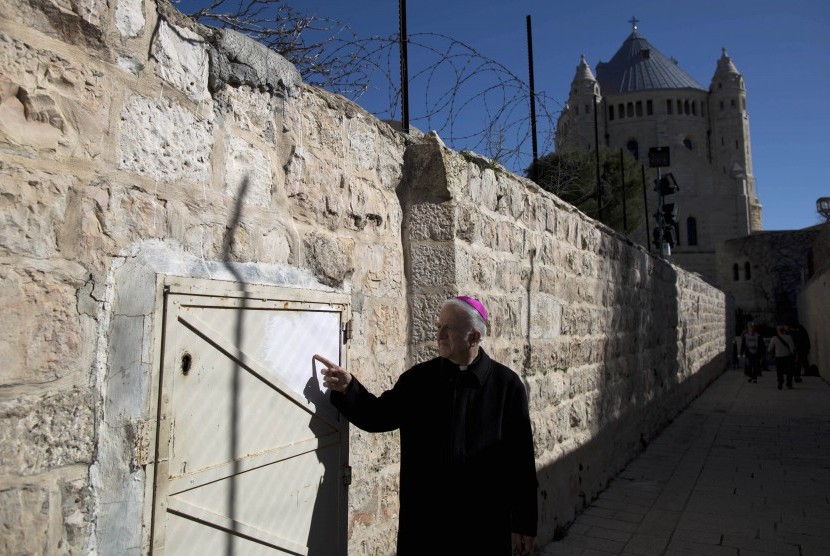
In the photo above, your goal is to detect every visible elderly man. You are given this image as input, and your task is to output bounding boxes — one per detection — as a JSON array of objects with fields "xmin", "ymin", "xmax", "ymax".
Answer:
[{"xmin": 316, "ymin": 296, "xmax": 538, "ymax": 555}]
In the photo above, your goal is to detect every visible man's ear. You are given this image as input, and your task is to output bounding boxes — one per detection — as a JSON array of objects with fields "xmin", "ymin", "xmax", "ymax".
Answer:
[{"xmin": 470, "ymin": 330, "xmax": 482, "ymax": 345}]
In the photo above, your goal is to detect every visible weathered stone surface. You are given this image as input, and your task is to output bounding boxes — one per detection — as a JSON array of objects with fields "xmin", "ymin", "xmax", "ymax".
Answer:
[
  {"xmin": 0, "ymin": 485, "xmax": 50, "ymax": 555},
  {"xmin": 115, "ymin": 0, "xmax": 144, "ymax": 38},
  {"xmin": 224, "ymin": 135, "xmax": 272, "ymax": 207},
  {"xmin": 118, "ymin": 94, "xmax": 213, "ymax": 183},
  {"xmin": 1, "ymin": 0, "xmax": 107, "ymax": 50},
  {"xmin": 59, "ymin": 476, "xmax": 93, "ymax": 554},
  {"xmin": 209, "ymin": 27, "xmax": 301, "ymax": 97},
  {"xmin": 152, "ymin": 20, "xmax": 210, "ymax": 103},
  {"xmin": 0, "ymin": 34, "xmax": 112, "ymax": 159},
  {"xmin": 303, "ymin": 232, "xmax": 355, "ymax": 287},
  {"xmin": 0, "ymin": 267, "xmax": 89, "ymax": 386},
  {"xmin": 0, "ymin": 388, "xmax": 94, "ymax": 475}
]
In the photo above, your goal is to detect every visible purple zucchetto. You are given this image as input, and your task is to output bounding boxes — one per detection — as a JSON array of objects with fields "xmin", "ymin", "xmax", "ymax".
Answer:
[{"xmin": 455, "ymin": 295, "xmax": 488, "ymax": 323}]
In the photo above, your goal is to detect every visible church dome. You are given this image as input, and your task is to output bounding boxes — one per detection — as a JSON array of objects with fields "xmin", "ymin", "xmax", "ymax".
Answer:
[{"xmin": 596, "ymin": 30, "xmax": 705, "ymax": 94}]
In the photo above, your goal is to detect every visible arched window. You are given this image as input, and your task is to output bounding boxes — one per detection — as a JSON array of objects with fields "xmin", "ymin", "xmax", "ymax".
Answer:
[
  {"xmin": 687, "ymin": 217, "xmax": 698, "ymax": 246},
  {"xmin": 733, "ymin": 263, "xmax": 739, "ymax": 281},
  {"xmin": 626, "ymin": 102, "xmax": 634, "ymax": 117},
  {"xmin": 626, "ymin": 139, "xmax": 639, "ymax": 160},
  {"xmin": 609, "ymin": 105, "xmax": 614, "ymax": 120},
  {"xmin": 684, "ymin": 100, "xmax": 690, "ymax": 114},
  {"xmin": 744, "ymin": 262, "xmax": 751, "ymax": 280}
]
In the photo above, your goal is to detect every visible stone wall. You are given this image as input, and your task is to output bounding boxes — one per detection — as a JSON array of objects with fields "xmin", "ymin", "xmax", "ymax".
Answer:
[
  {"xmin": 798, "ymin": 222, "xmax": 830, "ymax": 381},
  {"xmin": 0, "ymin": 0, "xmax": 731, "ymax": 553},
  {"xmin": 716, "ymin": 229, "xmax": 820, "ymax": 330}
]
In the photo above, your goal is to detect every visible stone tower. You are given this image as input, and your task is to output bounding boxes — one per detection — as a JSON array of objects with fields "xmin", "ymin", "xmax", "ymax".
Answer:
[{"xmin": 555, "ymin": 21, "xmax": 763, "ymax": 285}]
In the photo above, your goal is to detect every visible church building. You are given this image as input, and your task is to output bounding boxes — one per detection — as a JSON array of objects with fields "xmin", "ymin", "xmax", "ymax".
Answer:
[{"xmin": 555, "ymin": 19, "xmax": 763, "ymax": 286}]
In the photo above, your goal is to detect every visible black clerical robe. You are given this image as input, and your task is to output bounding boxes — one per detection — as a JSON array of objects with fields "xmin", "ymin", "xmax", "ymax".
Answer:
[{"xmin": 330, "ymin": 349, "xmax": 538, "ymax": 555}]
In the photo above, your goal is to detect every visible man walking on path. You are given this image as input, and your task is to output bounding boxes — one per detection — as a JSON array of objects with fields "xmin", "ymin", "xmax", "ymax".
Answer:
[
  {"xmin": 740, "ymin": 321, "xmax": 765, "ymax": 383},
  {"xmin": 766, "ymin": 323, "xmax": 798, "ymax": 389}
]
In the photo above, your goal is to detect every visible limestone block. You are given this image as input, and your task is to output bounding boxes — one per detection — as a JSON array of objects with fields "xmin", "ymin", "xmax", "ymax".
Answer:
[
  {"xmin": 410, "ymin": 293, "xmax": 449, "ymax": 346},
  {"xmin": 2, "ymin": 0, "xmax": 107, "ymax": 49},
  {"xmin": 214, "ymin": 85, "xmax": 282, "ymax": 143},
  {"xmin": 254, "ymin": 223, "xmax": 294, "ymax": 265},
  {"xmin": 0, "ymin": 267, "xmax": 90, "ymax": 386},
  {"xmin": 0, "ymin": 163, "xmax": 72, "ymax": 258},
  {"xmin": 359, "ymin": 243, "xmax": 404, "ymax": 297},
  {"xmin": 407, "ymin": 202, "xmax": 454, "ymax": 241},
  {"xmin": 344, "ymin": 115, "xmax": 376, "ymax": 171},
  {"xmin": 209, "ymin": 28, "xmax": 301, "ymax": 97},
  {"xmin": 0, "ymin": 35, "xmax": 112, "ymax": 159},
  {"xmin": 530, "ymin": 293, "xmax": 563, "ymax": 339},
  {"xmin": 470, "ymin": 255, "xmax": 496, "ymax": 289},
  {"xmin": 152, "ymin": 20, "xmax": 210, "ymax": 103},
  {"xmin": 456, "ymin": 204, "xmax": 481, "ymax": 244},
  {"xmin": 59, "ymin": 476, "xmax": 92, "ymax": 553},
  {"xmin": 303, "ymin": 232, "xmax": 354, "ymax": 287},
  {"xmin": 366, "ymin": 303, "xmax": 405, "ymax": 351},
  {"xmin": 345, "ymin": 181, "xmax": 389, "ymax": 231},
  {"xmin": 410, "ymin": 243, "xmax": 456, "ymax": 287},
  {"xmin": 411, "ymin": 342, "xmax": 438, "ymax": 367},
  {"xmin": 118, "ymin": 94, "xmax": 213, "ymax": 183},
  {"xmin": 479, "ymin": 167, "xmax": 498, "ymax": 211},
  {"xmin": 224, "ymin": 135, "xmax": 272, "ymax": 207},
  {"xmin": 0, "ymin": 485, "xmax": 49, "ymax": 555},
  {"xmin": 115, "ymin": 0, "xmax": 144, "ymax": 38},
  {"xmin": 0, "ymin": 388, "xmax": 94, "ymax": 475}
]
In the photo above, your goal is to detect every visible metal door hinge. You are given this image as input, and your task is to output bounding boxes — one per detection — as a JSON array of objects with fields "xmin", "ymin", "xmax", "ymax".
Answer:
[
  {"xmin": 343, "ymin": 465, "xmax": 352, "ymax": 486},
  {"xmin": 342, "ymin": 320, "xmax": 352, "ymax": 344},
  {"xmin": 130, "ymin": 418, "xmax": 153, "ymax": 468}
]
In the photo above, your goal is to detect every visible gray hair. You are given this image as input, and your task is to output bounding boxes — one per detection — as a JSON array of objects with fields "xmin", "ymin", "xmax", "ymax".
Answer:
[{"xmin": 443, "ymin": 298, "xmax": 488, "ymax": 338}]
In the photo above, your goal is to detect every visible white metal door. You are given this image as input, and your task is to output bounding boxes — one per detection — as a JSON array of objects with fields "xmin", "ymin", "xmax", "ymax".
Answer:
[{"xmin": 150, "ymin": 279, "xmax": 349, "ymax": 555}]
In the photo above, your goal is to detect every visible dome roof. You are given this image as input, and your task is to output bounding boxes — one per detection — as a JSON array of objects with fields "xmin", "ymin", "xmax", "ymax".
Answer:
[{"xmin": 595, "ymin": 31, "xmax": 705, "ymax": 94}]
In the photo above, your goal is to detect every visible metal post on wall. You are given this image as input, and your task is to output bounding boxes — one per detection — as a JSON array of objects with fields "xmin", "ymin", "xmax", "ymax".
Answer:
[
  {"xmin": 526, "ymin": 15, "xmax": 538, "ymax": 183},
  {"xmin": 642, "ymin": 165, "xmax": 650, "ymax": 252},
  {"xmin": 399, "ymin": 0, "xmax": 410, "ymax": 134},
  {"xmin": 619, "ymin": 148, "xmax": 627, "ymax": 232},
  {"xmin": 594, "ymin": 94, "xmax": 601, "ymax": 220}
]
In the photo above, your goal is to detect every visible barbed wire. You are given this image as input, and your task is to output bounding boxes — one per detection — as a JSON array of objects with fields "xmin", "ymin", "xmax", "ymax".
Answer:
[{"xmin": 179, "ymin": 0, "xmax": 566, "ymax": 176}]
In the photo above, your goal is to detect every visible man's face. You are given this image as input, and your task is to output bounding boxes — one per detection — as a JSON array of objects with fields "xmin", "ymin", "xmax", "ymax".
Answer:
[{"xmin": 436, "ymin": 304, "xmax": 475, "ymax": 364}]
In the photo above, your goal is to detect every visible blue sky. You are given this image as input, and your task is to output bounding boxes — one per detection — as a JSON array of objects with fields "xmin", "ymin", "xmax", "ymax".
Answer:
[{"xmin": 182, "ymin": 0, "xmax": 830, "ymax": 231}]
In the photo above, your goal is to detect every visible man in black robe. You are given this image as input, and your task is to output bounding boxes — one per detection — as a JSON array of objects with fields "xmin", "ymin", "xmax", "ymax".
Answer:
[{"xmin": 316, "ymin": 296, "xmax": 538, "ymax": 555}]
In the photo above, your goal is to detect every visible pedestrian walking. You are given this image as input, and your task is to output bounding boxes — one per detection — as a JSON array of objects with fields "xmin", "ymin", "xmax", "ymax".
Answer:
[
  {"xmin": 740, "ymin": 322, "xmax": 765, "ymax": 383},
  {"xmin": 767, "ymin": 324, "xmax": 797, "ymax": 389}
]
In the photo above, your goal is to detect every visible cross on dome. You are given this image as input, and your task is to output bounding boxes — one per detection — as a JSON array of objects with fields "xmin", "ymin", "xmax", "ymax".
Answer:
[{"xmin": 629, "ymin": 16, "xmax": 639, "ymax": 32}]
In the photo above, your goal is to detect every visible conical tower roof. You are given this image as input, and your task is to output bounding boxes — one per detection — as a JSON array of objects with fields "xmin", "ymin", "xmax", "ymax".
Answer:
[
  {"xmin": 713, "ymin": 47, "xmax": 741, "ymax": 78},
  {"xmin": 596, "ymin": 29, "xmax": 705, "ymax": 94},
  {"xmin": 572, "ymin": 54, "xmax": 596, "ymax": 83}
]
